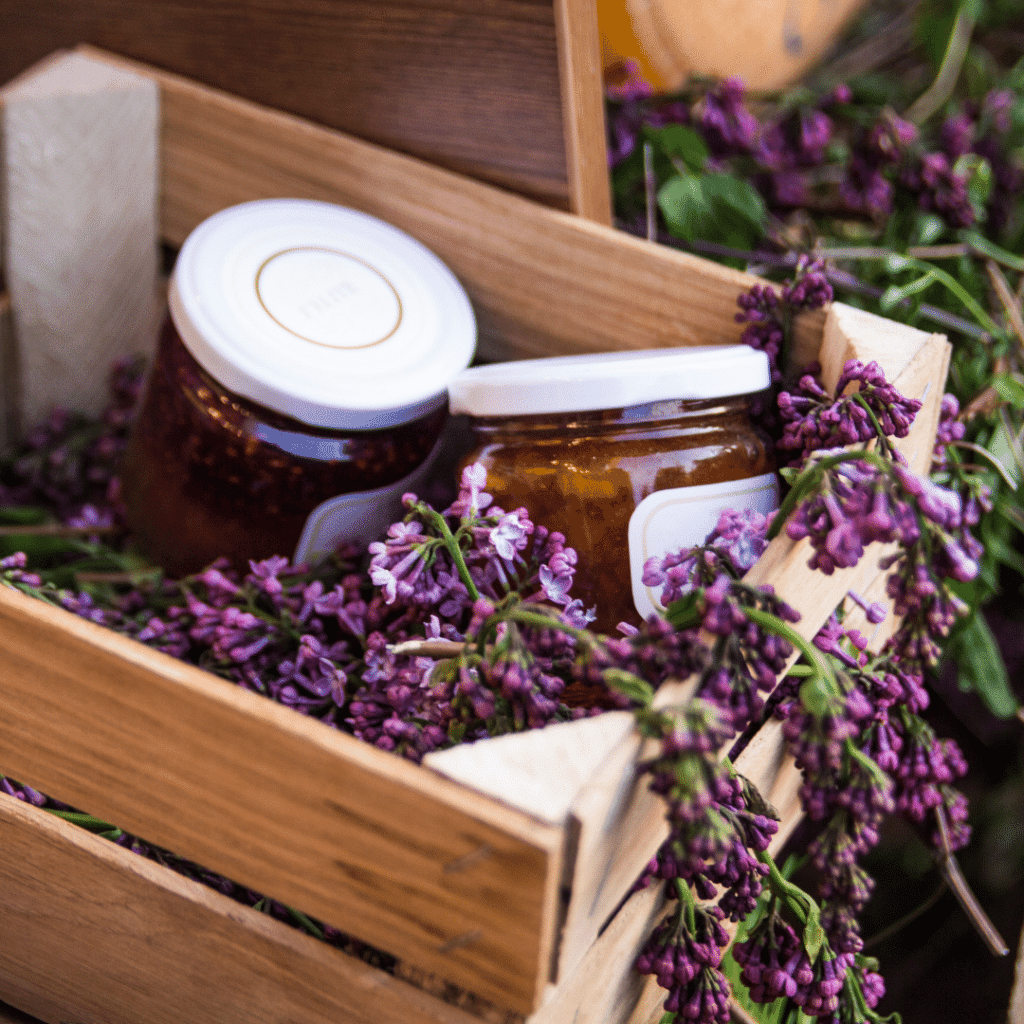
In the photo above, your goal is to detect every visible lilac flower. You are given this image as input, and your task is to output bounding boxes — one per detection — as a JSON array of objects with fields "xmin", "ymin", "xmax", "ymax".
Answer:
[
  {"xmin": 779, "ymin": 358, "xmax": 920, "ymax": 460},
  {"xmin": 697, "ymin": 77, "xmax": 759, "ymax": 157}
]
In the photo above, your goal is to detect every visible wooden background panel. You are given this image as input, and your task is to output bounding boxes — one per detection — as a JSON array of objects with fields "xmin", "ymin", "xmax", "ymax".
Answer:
[{"xmin": 0, "ymin": 0, "xmax": 609, "ymax": 216}]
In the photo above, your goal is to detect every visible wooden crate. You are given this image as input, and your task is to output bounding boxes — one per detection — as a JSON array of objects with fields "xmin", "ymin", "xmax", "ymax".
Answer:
[
  {"xmin": 0, "ymin": 0, "xmax": 611, "ymax": 222},
  {"xmin": 0, "ymin": 50, "xmax": 951, "ymax": 1024}
]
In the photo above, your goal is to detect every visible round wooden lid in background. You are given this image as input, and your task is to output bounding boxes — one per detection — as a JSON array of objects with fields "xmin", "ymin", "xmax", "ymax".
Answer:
[{"xmin": 598, "ymin": 0, "xmax": 870, "ymax": 92}]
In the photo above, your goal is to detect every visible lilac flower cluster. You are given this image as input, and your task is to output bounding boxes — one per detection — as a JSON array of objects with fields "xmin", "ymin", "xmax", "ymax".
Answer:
[
  {"xmin": 735, "ymin": 256, "xmax": 833, "ymax": 386},
  {"xmin": 778, "ymin": 359, "xmax": 922, "ymax": 460},
  {"xmin": 0, "ymin": 358, "xmax": 142, "ymax": 525},
  {"xmin": 782, "ymin": 448, "xmax": 980, "ymax": 667},
  {"xmin": 608, "ymin": 73, "xmax": 1020, "ymax": 253},
  {"xmin": 732, "ymin": 910, "xmax": 856, "ymax": 1017},
  {"xmin": 635, "ymin": 896, "xmax": 733, "ymax": 1022}
]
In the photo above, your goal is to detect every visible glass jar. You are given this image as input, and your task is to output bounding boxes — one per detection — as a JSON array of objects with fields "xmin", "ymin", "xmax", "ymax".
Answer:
[
  {"xmin": 122, "ymin": 199, "xmax": 476, "ymax": 577},
  {"xmin": 448, "ymin": 347, "xmax": 777, "ymax": 635}
]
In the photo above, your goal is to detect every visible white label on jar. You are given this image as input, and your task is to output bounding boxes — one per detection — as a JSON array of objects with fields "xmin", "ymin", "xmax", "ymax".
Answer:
[
  {"xmin": 256, "ymin": 247, "xmax": 402, "ymax": 349},
  {"xmin": 628, "ymin": 473, "xmax": 779, "ymax": 620},
  {"xmin": 292, "ymin": 442, "xmax": 442, "ymax": 566}
]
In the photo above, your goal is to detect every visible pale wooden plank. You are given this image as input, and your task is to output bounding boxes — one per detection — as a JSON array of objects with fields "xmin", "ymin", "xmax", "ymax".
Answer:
[
  {"xmin": 553, "ymin": 0, "xmax": 613, "ymax": 225},
  {"xmin": 0, "ymin": 793, "xmax": 484, "ymax": 1024},
  {"xmin": 820, "ymin": 302, "xmax": 937, "ymax": 395},
  {"xmin": 0, "ymin": 49, "xmax": 159, "ymax": 433},
  {"xmin": 0, "ymin": 584, "xmax": 562, "ymax": 1015},
  {"xmin": 530, "ymin": 884, "xmax": 666, "ymax": 1024},
  {"xmin": 425, "ymin": 712, "xmax": 634, "ymax": 827},
  {"xmin": 73, "ymin": 45, "xmax": 826, "ymax": 364}
]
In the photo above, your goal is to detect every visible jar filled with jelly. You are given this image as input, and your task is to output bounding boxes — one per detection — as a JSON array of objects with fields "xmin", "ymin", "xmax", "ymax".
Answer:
[
  {"xmin": 448, "ymin": 346, "xmax": 777, "ymax": 635},
  {"xmin": 122, "ymin": 199, "xmax": 476, "ymax": 577}
]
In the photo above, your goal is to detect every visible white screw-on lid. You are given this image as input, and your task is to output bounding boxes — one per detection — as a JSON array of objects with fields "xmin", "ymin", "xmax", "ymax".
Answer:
[
  {"xmin": 448, "ymin": 345, "xmax": 771, "ymax": 417},
  {"xmin": 169, "ymin": 199, "xmax": 477, "ymax": 429}
]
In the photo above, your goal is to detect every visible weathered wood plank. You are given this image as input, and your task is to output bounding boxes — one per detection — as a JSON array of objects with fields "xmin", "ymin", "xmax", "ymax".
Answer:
[
  {"xmin": 0, "ymin": 794, "xmax": 482, "ymax": 1024},
  {"xmin": 0, "ymin": 583, "xmax": 562, "ymax": 1014}
]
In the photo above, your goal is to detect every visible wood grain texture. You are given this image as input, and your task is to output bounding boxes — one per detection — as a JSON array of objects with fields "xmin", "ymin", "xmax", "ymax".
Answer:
[
  {"xmin": 0, "ymin": 794, "xmax": 486, "ymax": 1024},
  {"xmin": 0, "ymin": 49, "xmax": 159, "ymax": 431},
  {"xmin": 0, "ymin": 0, "xmax": 610, "ymax": 218},
  {"xmin": 553, "ymin": 0, "xmax": 612, "ymax": 224},
  {"xmin": 76, "ymin": 46, "xmax": 826, "ymax": 364},
  {"xmin": 0, "ymin": 582, "xmax": 563, "ymax": 1015}
]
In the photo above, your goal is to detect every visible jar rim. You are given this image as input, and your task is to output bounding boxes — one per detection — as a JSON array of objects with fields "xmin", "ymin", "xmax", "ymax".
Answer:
[
  {"xmin": 169, "ymin": 199, "xmax": 476, "ymax": 429},
  {"xmin": 448, "ymin": 346, "xmax": 770, "ymax": 417}
]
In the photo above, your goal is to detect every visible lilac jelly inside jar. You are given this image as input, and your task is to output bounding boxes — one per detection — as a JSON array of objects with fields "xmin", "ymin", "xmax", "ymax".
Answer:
[{"xmin": 121, "ymin": 199, "xmax": 476, "ymax": 577}]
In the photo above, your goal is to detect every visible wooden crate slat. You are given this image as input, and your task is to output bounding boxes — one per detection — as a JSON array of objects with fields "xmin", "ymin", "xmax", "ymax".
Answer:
[
  {"xmin": 0, "ymin": 793, "xmax": 483, "ymax": 1024},
  {"xmin": 0, "ymin": 584, "xmax": 563, "ymax": 1014},
  {"xmin": 553, "ymin": 0, "xmax": 612, "ymax": 224},
  {"xmin": 72, "ymin": 46, "xmax": 826, "ymax": 365}
]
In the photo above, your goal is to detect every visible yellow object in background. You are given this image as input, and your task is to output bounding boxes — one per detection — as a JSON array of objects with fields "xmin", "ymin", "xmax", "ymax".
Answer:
[{"xmin": 597, "ymin": 0, "xmax": 871, "ymax": 93}]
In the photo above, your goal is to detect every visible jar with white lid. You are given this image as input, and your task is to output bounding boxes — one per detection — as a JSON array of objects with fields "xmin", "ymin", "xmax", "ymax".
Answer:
[
  {"xmin": 448, "ymin": 346, "xmax": 777, "ymax": 635},
  {"xmin": 121, "ymin": 199, "xmax": 476, "ymax": 577}
]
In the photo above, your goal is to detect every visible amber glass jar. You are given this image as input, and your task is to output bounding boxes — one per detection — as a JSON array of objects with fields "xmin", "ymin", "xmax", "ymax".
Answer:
[
  {"xmin": 449, "ymin": 347, "xmax": 777, "ymax": 635},
  {"xmin": 122, "ymin": 199, "xmax": 475, "ymax": 577}
]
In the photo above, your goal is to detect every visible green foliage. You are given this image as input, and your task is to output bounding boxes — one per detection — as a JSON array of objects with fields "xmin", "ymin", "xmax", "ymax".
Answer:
[{"xmin": 945, "ymin": 608, "xmax": 1020, "ymax": 717}]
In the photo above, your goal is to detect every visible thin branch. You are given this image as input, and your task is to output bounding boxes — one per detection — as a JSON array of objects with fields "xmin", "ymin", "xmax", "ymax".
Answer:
[
  {"xmin": 389, "ymin": 638, "xmax": 466, "ymax": 658},
  {"xmin": 817, "ymin": 244, "xmax": 971, "ymax": 260},
  {"xmin": 73, "ymin": 570, "xmax": 160, "ymax": 585},
  {"xmin": 728, "ymin": 998, "xmax": 761, "ymax": 1024},
  {"xmin": 936, "ymin": 806, "xmax": 1010, "ymax": 956},
  {"xmin": 825, "ymin": 267, "xmax": 992, "ymax": 341}
]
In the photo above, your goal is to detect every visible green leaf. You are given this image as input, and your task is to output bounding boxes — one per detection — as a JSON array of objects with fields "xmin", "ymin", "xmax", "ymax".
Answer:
[
  {"xmin": 0, "ymin": 505, "xmax": 51, "ymax": 525},
  {"xmin": 701, "ymin": 172, "xmax": 768, "ymax": 231},
  {"xmin": 879, "ymin": 272, "xmax": 935, "ymax": 312},
  {"xmin": 802, "ymin": 914, "xmax": 826, "ymax": 963},
  {"xmin": 961, "ymin": 229, "xmax": 1024, "ymax": 272},
  {"xmin": 603, "ymin": 668, "xmax": 655, "ymax": 706},
  {"xmin": 644, "ymin": 123, "xmax": 709, "ymax": 172},
  {"xmin": 657, "ymin": 174, "xmax": 714, "ymax": 242},
  {"xmin": 799, "ymin": 676, "xmax": 831, "ymax": 719},
  {"xmin": 992, "ymin": 373, "xmax": 1024, "ymax": 410},
  {"xmin": 913, "ymin": 212, "xmax": 947, "ymax": 246},
  {"xmin": 946, "ymin": 612, "xmax": 1020, "ymax": 718},
  {"xmin": 665, "ymin": 591, "xmax": 702, "ymax": 629}
]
